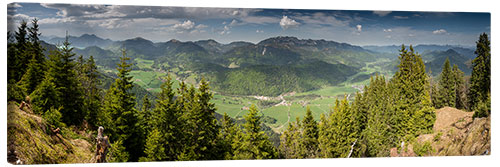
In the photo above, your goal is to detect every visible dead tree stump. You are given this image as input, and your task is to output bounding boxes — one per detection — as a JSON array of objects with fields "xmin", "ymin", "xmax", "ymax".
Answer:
[{"xmin": 95, "ymin": 126, "xmax": 111, "ymax": 163}]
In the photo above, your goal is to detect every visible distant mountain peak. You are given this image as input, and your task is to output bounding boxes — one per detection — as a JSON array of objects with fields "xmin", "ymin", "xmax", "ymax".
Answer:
[
  {"xmin": 444, "ymin": 49, "xmax": 459, "ymax": 55},
  {"xmin": 80, "ymin": 33, "xmax": 98, "ymax": 38},
  {"xmin": 168, "ymin": 39, "xmax": 181, "ymax": 43}
]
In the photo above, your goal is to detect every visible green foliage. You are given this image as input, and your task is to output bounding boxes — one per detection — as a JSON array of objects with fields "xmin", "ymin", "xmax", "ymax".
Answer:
[
  {"xmin": 179, "ymin": 78, "xmax": 221, "ymax": 160},
  {"xmin": 30, "ymin": 75, "xmax": 60, "ymax": 115},
  {"xmin": 435, "ymin": 58, "xmax": 456, "ymax": 108},
  {"xmin": 7, "ymin": 79, "xmax": 27, "ymax": 102},
  {"xmin": 100, "ymin": 50, "xmax": 143, "ymax": 161},
  {"xmin": 279, "ymin": 118, "xmax": 302, "ymax": 159},
  {"xmin": 143, "ymin": 128, "xmax": 166, "ymax": 161},
  {"xmin": 473, "ymin": 93, "xmax": 490, "ymax": 118},
  {"xmin": 452, "ymin": 65, "xmax": 467, "ymax": 110},
  {"xmin": 469, "ymin": 33, "xmax": 491, "ymax": 116},
  {"xmin": 210, "ymin": 61, "xmax": 358, "ymax": 96},
  {"xmin": 42, "ymin": 107, "xmax": 66, "ymax": 129},
  {"xmin": 391, "ymin": 45, "xmax": 435, "ymax": 141},
  {"xmin": 40, "ymin": 35, "xmax": 85, "ymax": 125},
  {"xmin": 300, "ymin": 107, "xmax": 319, "ymax": 158},
  {"xmin": 233, "ymin": 105, "xmax": 278, "ymax": 159},
  {"xmin": 413, "ymin": 141, "xmax": 435, "ymax": 156},
  {"xmin": 76, "ymin": 55, "xmax": 102, "ymax": 128},
  {"xmin": 109, "ymin": 140, "xmax": 129, "ymax": 162}
]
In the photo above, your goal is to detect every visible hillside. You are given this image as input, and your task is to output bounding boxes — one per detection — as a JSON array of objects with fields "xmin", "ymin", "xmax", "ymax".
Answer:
[
  {"xmin": 391, "ymin": 107, "xmax": 490, "ymax": 157},
  {"xmin": 423, "ymin": 49, "xmax": 472, "ymax": 75},
  {"xmin": 7, "ymin": 102, "xmax": 94, "ymax": 164}
]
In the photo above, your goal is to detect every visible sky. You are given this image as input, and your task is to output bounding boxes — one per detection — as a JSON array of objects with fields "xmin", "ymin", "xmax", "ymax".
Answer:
[{"xmin": 7, "ymin": 2, "xmax": 490, "ymax": 46}]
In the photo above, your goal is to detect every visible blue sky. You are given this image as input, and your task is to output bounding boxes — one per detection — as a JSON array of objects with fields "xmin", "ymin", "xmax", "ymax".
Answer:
[{"xmin": 7, "ymin": 2, "xmax": 490, "ymax": 46}]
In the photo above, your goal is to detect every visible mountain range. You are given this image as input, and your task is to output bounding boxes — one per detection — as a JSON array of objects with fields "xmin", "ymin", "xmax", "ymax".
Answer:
[{"xmin": 40, "ymin": 34, "xmax": 476, "ymax": 96}]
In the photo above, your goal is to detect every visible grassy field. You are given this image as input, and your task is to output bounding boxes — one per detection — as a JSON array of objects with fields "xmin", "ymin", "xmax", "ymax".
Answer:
[{"xmin": 110, "ymin": 57, "xmax": 392, "ymax": 133}]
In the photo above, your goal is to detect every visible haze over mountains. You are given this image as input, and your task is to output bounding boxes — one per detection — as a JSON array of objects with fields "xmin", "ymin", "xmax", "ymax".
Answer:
[{"xmin": 40, "ymin": 34, "xmax": 476, "ymax": 96}]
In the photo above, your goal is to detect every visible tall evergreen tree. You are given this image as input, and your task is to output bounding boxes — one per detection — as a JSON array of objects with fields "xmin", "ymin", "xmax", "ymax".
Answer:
[
  {"xmin": 233, "ymin": 105, "xmax": 278, "ymax": 159},
  {"xmin": 468, "ymin": 33, "xmax": 491, "ymax": 116},
  {"xmin": 178, "ymin": 78, "xmax": 221, "ymax": 160},
  {"xmin": 452, "ymin": 64, "xmax": 467, "ymax": 109},
  {"xmin": 19, "ymin": 19, "xmax": 46, "ymax": 95},
  {"xmin": 218, "ymin": 113, "xmax": 241, "ymax": 160},
  {"xmin": 149, "ymin": 75, "xmax": 184, "ymax": 161},
  {"xmin": 100, "ymin": 49, "xmax": 142, "ymax": 161},
  {"xmin": 14, "ymin": 20, "xmax": 29, "ymax": 80},
  {"xmin": 299, "ymin": 107, "xmax": 318, "ymax": 158},
  {"xmin": 390, "ymin": 45, "xmax": 435, "ymax": 141},
  {"xmin": 435, "ymin": 57, "xmax": 456, "ymax": 108}
]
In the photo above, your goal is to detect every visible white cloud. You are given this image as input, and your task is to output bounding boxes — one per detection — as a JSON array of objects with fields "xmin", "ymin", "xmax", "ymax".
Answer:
[
  {"xmin": 229, "ymin": 19, "xmax": 238, "ymax": 26},
  {"xmin": 356, "ymin": 25, "xmax": 362, "ymax": 32},
  {"xmin": 256, "ymin": 30, "xmax": 264, "ymax": 33},
  {"xmin": 220, "ymin": 25, "xmax": 231, "ymax": 35},
  {"xmin": 280, "ymin": 16, "xmax": 300, "ymax": 30},
  {"xmin": 173, "ymin": 20, "xmax": 195, "ymax": 30},
  {"xmin": 167, "ymin": 20, "xmax": 207, "ymax": 34},
  {"xmin": 7, "ymin": 13, "xmax": 32, "ymax": 21},
  {"xmin": 393, "ymin": 16, "xmax": 409, "ymax": 19},
  {"xmin": 8, "ymin": 3, "xmax": 22, "ymax": 8},
  {"xmin": 373, "ymin": 11, "xmax": 392, "ymax": 17},
  {"xmin": 432, "ymin": 29, "xmax": 448, "ymax": 34},
  {"xmin": 383, "ymin": 28, "xmax": 392, "ymax": 32}
]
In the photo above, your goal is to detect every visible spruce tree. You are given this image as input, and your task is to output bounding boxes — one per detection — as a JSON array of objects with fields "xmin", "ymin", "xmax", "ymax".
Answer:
[
  {"xmin": 391, "ymin": 45, "xmax": 435, "ymax": 141},
  {"xmin": 468, "ymin": 33, "xmax": 491, "ymax": 116},
  {"xmin": 179, "ymin": 78, "xmax": 220, "ymax": 160},
  {"xmin": 152, "ymin": 75, "xmax": 183, "ymax": 160},
  {"xmin": 19, "ymin": 19, "xmax": 46, "ymax": 95},
  {"xmin": 233, "ymin": 105, "xmax": 277, "ymax": 159},
  {"xmin": 14, "ymin": 20, "xmax": 29, "ymax": 80},
  {"xmin": 436, "ymin": 57, "xmax": 456, "ymax": 108},
  {"xmin": 452, "ymin": 64, "xmax": 467, "ymax": 109},
  {"xmin": 300, "ymin": 107, "xmax": 318, "ymax": 158},
  {"xmin": 218, "ymin": 113, "xmax": 241, "ymax": 160},
  {"xmin": 100, "ymin": 49, "xmax": 142, "ymax": 161}
]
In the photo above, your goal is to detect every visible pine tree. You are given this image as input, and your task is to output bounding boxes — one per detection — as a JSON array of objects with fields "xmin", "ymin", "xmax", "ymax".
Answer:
[
  {"xmin": 150, "ymin": 75, "xmax": 183, "ymax": 161},
  {"xmin": 279, "ymin": 118, "xmax": 301, "ymax": 159},
  {"xmin": 18, "ymin": 19, "xmax": 46, "ymax": 95},
  {"xmin": 436, "ymin": 57, "xmax": 456, "ymax": 108},
  {"xmin": 30, "ymin": 75, "xmax": 60, "ymax": 115},
  {"xmin": 14, "ymin": 20, "xmax": 29, "ymax": 80},
  {"xmin": 218, "ymin": 113, "xmax": 241, "ymax": 160},
  {"xmin": 100, "ymin": 49, "xmax": 141, "ymax": 161},
  {"xmin": 179, "ymin": 78, "xmax": 220, "ymax": 160},
  {"xmin": 143, "ymin": 128, "xmax": 166, "ymax": 161},
  {"xmin": 300, "ymin": 107, "xmax": 318, "ymax": 158},
  {"xmin": 391, "ymin": 45, "xmax": 435, "ymax": 141},
  {"xmin": 233, "ymin": 105, "xmax": 278, "ymax": 159},
  {"xmin": 452, "ymin": 64, "xmax": 467, "ymax": 109},
  {"xmin": 18, "ymin": 55, "xmax": 44, "ymax": 94},
  {"xmin": 468, "ymin": 33, "xmax": 491, "ymax": 116}
]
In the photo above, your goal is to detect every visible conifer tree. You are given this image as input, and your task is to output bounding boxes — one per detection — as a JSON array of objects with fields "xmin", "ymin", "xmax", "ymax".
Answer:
[
  {"xmin": 468, "ymin": 33, "xmax": 490, "ymax": 116},
  {"xmin": 19, "ymin": 19, "xmax": 46, "ymax": 95},
  {"xmin": 279, "ymin": 118, "xmax": 301, "ymax": 159},
  {"xmin": 391, "ymin": 45, "xmax": 435, "ymax": 141},
  {"xmin": 14, "ymin": 20, "xmax": 29, "ymax": 80},
  {"xmin": 143, "ymin": 128, "xmax": 166, "ymax": 161},
  {"xmin": 100, "ymin": 49, "xmax": 142, "ymax": 161},
  {"xmin": 300, "ymin": 107, "xmax": 318, "ymax": 158},
  {"xmin": 150, "ymin": 75, "xmax": 183, "ymax": 160},
  {"xmin": 179, "ymin": 78, "xmax": 220, "ymax": 160},
  {"xmin": 435, "ymin": 57, "xmax": 456, "ymax": 108},
  {"xmin": 450, "ymin": 65, "xmax": 466, "ymax": 109},
  {"xmin": 218, "ymin": 113, "xmax": 241, "ymax": 160},
  {"xmin": 233, "ymin": 105, "xmax": 278, "ymax": 159}
]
